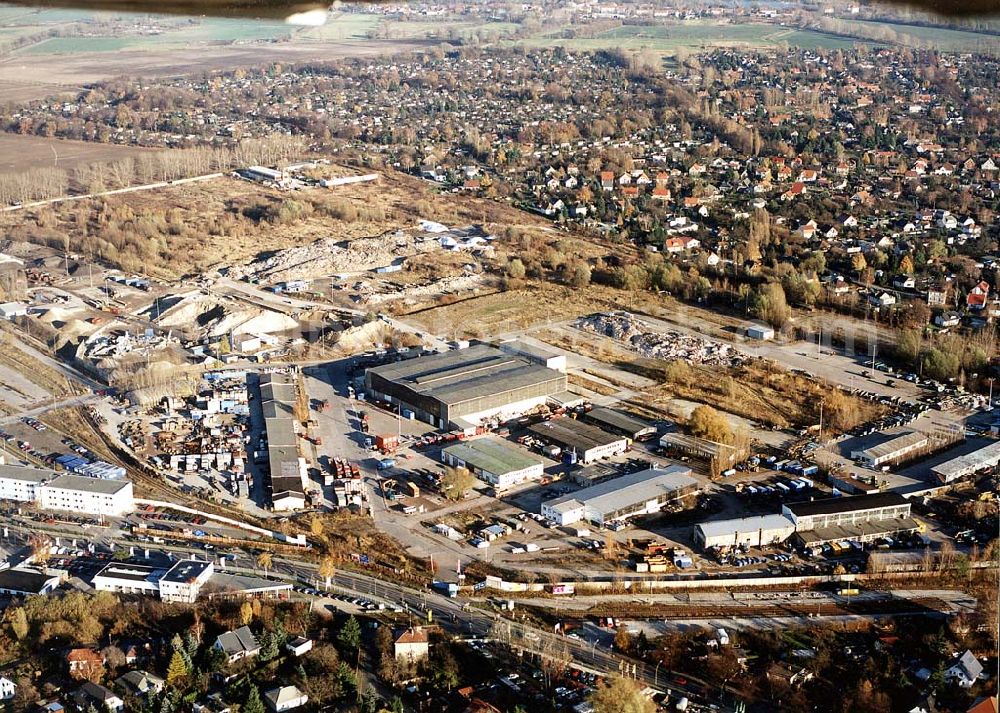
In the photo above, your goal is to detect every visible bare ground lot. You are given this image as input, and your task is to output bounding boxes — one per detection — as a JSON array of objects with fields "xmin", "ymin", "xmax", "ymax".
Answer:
[
  {"xmin": 0, "ymin": 41, "xmax": 428, "ymax": 100},
  {"xmin": 0, "ymin": 134, "xmax": 153, "ymax": 174}
]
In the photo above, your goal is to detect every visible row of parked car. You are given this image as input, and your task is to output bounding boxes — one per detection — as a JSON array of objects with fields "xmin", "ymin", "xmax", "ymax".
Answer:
[{"xmin": 21, "ymin": 416, "xmax": 46, "ymax": 432}]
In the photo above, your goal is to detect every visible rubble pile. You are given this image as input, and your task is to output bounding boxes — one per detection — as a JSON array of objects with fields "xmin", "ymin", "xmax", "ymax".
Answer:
[
  {"xmin": 576, "ymin": 312, "xmax": 748, "ymax": 367},
  {"xmin": 226, "ymin": 230, "xmax": 440, "ymax": 283}
]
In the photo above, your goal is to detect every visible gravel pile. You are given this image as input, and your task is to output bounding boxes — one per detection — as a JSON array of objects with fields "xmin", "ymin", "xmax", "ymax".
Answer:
[{"xmin": 576, "ymin": 312, "xmax": 748, "ymax": 367}]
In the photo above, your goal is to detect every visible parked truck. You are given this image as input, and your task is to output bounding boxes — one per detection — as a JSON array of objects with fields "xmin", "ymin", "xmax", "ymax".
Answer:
[{"xmin": 432, "ymin": 580, "xmax": 458, "ymax": 598}]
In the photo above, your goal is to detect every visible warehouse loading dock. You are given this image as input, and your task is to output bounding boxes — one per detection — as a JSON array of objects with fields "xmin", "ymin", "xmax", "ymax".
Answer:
[{"xmin": 694, "ymin": 514, "xmax": 796, "ymax": 550}]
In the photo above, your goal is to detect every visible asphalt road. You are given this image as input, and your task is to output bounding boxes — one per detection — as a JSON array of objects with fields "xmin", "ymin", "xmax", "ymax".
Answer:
[{"xmin": 0, "ymin": 518, "xmax": 727, "ymax": 710}]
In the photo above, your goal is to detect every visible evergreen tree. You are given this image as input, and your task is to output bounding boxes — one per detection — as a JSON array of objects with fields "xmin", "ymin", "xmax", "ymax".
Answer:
[
  {"xmin": 258, "ymin": 631, "xmax": 279, "ymax": 662},
  {"xmin": 243, "ymin": 686, "xmax": 265, "ymax": 713},
  {"xmin": 337, "ymin": 615, "xmax": 361, "ymax": 654},
  {"xmin": 359, "ymin": 688, "xmax": 379, "ymax": 713}
]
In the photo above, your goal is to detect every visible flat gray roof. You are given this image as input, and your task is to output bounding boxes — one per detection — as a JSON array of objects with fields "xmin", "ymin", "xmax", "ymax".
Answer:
[
  {"xmin": 931, "ymin": 439, "xmax": 1000, "ymax": 479},
  {"xmin": 94, "ymin": 562, "xmax": 164, "ymax": 584},
  {"xmin": 583, "ymin": 406, "xmax": 654, "ymax": 436},
  {"xmin": 528, "ymin": 419, "xmax": 626, "ymax": 454},
  {"xmin": 443, "ymin": 438, "xmax": 542, "ymax": 476},
  {"xmin": 162, "ymin": 559, "xmax": 211, "ymax": 583},
  {"xmin": 368, "ymin": 344, "xmax": 564, "ymax": 406},
  {"xmin": 860, "ymin": 431, "xmax": 927, "ymax": 460},
  {"xmin": 0, "ymin": 464, "xmax": 55, "ymax": 483},
  {"xmin": 659, "ymin": 432, "xmax": 734, "ymax": 456},
  {"xmin": 545, "ymin": 465, "xmax": 695, "ymax": 515},
  {"xmin": 45, "ymin": 474, "xmax": 131, "ymax": 495},
  {"xmin": 207, "ymin": 573, "xmax": 293, "ymax": 594},
  {"xmin": 697, "ymin": 514, "xmax": 795, "ymax": 538},
  {"xmin": 265, "ymin": 417, "xmax": 297, "ymax": 447},
  {"xmin": 499, "ymin": 339, "xmax": 561, "ymax": 361}
]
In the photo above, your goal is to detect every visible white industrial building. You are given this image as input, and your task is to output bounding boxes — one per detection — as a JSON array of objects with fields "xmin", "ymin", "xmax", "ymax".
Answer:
[
  {"xmin": 745, "ymin": 321, "xmax": 775, "ymax": 340},
  {"xmin": 851, "ymin": 431, "xmax": 928, "ymax": 467},
  {"xmin": 38, "ymin": 474, "xmax": 134, "ymax": 517},
  {"xmin": 441, "ymin": 438, "xmax": 543, "ymax": 491},
  {"xmin": 498, "ymin": 340, "xmax": 567, "ymax": 373},
  {"xmin": 782, "ymin": 493, "xmax": 910, "ymax": 531},
  {"xmin": 931, "ymin": 440, "xmax": 1000, "ymax": 483},
  {"xmin": 694, "ymin": 514, "xmax": 797, "ymax": 550},
  {"xmin": 0, "ymin": 465, "xmax": 134, "ymax": 516},
  {"xmin": 93, "ymin": 563, "xmax": 164, "ymax": 597},
  {"xmin": 94, "ymin": 558, "xmax": 291, "ymax": 603},
  {"xmin": 541, "ymin": 465, "xmax": 697, "ymax": 526},
  {"xmin": 528, "ymin": 419, "xmax": 628, "ymax": 464},
  {"xmin": 158, "ymin": 559, "xmax": 215, "ymax": 603}
]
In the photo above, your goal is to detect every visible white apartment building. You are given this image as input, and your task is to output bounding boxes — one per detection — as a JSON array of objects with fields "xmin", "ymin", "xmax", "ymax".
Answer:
[
  {"xmin": 37, "ymin": 474, "xmax": 134, "ymax": 516},
  {"xmin": 0, "ymin": 464, "xmax": 50, "ymax": 502}
]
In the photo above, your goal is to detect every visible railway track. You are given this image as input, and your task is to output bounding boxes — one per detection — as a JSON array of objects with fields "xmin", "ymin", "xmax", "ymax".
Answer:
[{"xmin": 584, "ymin": 595, "xmax": 955, "ymax": 620}]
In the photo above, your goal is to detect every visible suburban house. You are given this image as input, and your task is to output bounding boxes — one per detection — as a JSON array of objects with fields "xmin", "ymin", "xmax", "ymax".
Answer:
[
  {"xmin": 71, "ymin": 683, "xmax": 123, "ymax": 713},
  {"xmin": 869, "ymin": 291, "xmax": 897, "ymax": 308},
  {"xmin": 0, "ymin": 676, "xmax": 15, "ymax": 701},
  {"xmin": 945, "ymin": 650, "xmax": 983, "ymax": 688},
  {"xmin": 263, "ymin": 686, "xmax": 308, "ymax": 712},
  {"xmin": 114, "ymin": 671, "xmax": 165, "ymax": 697},
  {"xmin": 966, "ymin": 697, "xmax": 998, "ymax": 713},
  {"xmin": 394, "ymin": 627, "xmax": 430, "ymax": 664},
  {"xmin": 968, "ymin": 282, "xmax": 990, "ymax": 311},
  {"xmin": 934, "ymin": 311, "xmax": 961, "ymax": 328},
  {"xmin": 214, "ymin": 626, "xmax": 261, "ymax": 663},
  {"xmin": 926, "ymin": 284, "xmax": 951, "ymax": 306},
  {"xmin": 66, "ymin": 648, "xmax": 105, "ymax": 680}
]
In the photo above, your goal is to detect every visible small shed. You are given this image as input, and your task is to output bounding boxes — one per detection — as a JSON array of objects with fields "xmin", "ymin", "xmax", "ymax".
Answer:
[{"xmin": 746, "ymin": 321, "xmax": 775, "ymax": 340}]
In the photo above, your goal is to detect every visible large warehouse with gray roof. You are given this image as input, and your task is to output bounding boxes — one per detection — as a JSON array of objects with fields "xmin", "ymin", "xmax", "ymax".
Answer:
[
  {"xmin": 541, "ymin": 465, "xmax": 698, "ymax": 526},
  {"xmin": 364, "ymin": 345, "xmax": 567, "ymax": 429}
]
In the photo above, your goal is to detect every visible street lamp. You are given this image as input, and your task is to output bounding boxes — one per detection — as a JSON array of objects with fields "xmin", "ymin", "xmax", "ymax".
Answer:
[{"xmin": 654, "ymin": 660, "xmax": 662, "ymax": 687}]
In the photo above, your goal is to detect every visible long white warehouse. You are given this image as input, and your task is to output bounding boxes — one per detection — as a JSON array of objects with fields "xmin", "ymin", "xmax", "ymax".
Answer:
[
  {"xmin": 851, "ymin": 431, "xmax": 927, "ymax": 468},
  {"xmin": 541, "ymin": 465, "xmax": 697, "ymax": 526},
  {"xmin": 931, "ymin": 440, "xmax": 1000, "ymax": 483},
  {"xmin": 694, "ymin": 514, "xmax": 797, "ymax": 550}
]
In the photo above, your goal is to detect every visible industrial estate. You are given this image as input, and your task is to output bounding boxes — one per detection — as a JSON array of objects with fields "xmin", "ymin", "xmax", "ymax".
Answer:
[{"xmin": 0, "ymin": 1, "xmax": 997, "ymax": 712}]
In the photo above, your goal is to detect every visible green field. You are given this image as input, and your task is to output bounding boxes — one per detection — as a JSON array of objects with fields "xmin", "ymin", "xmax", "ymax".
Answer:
[
  {"xmin": 19, "ymin": 36, "xmax": 136, "ymax": 54},
  {"xmin": 383, "ymin": 19, "xmax": 520, "ymax": 40},
  {"xmin": 298, "ymin": 13, "xmax": 381, "ymax": 41},
  {"xmin": 520, "ymin": 22, "xmax": 865, "ymax": 53},
  {"xmin": 16, "ymin": 17, "xmax": 297, "ymax": 54}
]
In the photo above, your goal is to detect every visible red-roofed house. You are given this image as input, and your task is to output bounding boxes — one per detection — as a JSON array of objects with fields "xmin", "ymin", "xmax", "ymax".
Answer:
[
  {"xmin": 394, "ymin": 627, "xmax": 430, "ymax": 664},
  {"xmin": 968, "ymin": 282, "xmax": 990, "ymax": 311}
]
